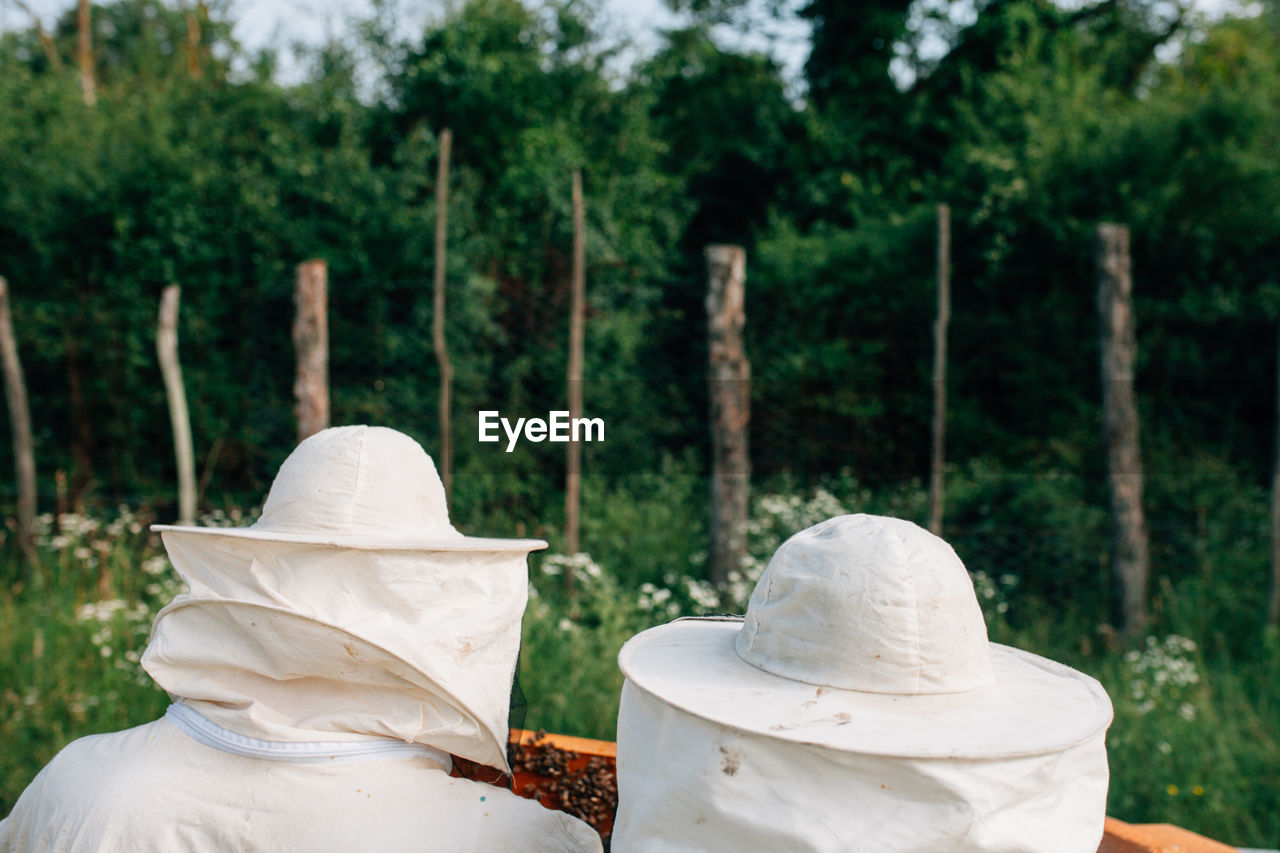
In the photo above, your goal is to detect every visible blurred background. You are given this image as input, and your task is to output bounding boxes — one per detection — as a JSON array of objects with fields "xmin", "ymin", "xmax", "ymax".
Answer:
[{"xmin": 0, "ymin": 0, "xmax": 1278, "ymax": 845}]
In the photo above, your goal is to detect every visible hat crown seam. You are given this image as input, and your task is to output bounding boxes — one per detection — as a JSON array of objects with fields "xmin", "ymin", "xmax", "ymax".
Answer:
[
  {"xmin": 887, "ymin": 524, "xmax": 923, "ymax": 693},
  {"xmin": 345, "ymin": 426, "xmax": 368, "ymax": 536}
]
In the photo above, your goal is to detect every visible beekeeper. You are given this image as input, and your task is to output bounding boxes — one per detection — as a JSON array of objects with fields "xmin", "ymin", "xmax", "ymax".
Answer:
[
  {"xmin": 0, "ymin": 425, "xmax": 601, "ymax": 852},
  {"xmin": 613, "ymin": 513, "xmax": 1114, "ymax": 852}
]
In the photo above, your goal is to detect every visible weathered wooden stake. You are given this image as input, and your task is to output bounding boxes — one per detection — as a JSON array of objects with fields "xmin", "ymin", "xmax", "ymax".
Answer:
[
  {"xmin": 293, "ymin": 259, "xmax": 329, "ymax": 442},
  {"xmin": 929, "ymin": 203, "xmax": 951, "ymax": 537},
  {"xmin": 427, "ymin": 126, "xmax": 453, "ymax": 499},
  {"xmin": 14, "ymin": 1, "xmax": 60, "ymax": 69},
  {"xmin": 565, "ymin": 169, "xmax": 586, "ymax": 568},
  {"xmin": 196, "ymin": 435, "xmax": 223, "ymax": 510},
  {"xmin": 0, "ymin": 277, "xmax": 38, "ymax": 568},
  {"xmin": 706, "ymin": 244, "xmax": 750, "ymax": 589},
  {"xmin": 1096, "ymin": 223, "xmax": 1150, "ymax": 641},
  {"xmin": 157, "ymin": 285, "xmax": 196, "ymax": 524},
  {"xmin": 183, "ymin": 1, "xmax": 202, "ymax": 80},
  {"xmin": 54, "ymin": 470, "xmax": 67, "ymax": 519},
  {"xmin": 433, "ymin": 129, "xmax": 454, "ymax": 500},
  {"xmin": 1269, "ymin": 322, "xmax": 1280, "ymax": 626},
  {"xmin": 77, "ymin": 0, "xmax": 95, "ymax": 106}
]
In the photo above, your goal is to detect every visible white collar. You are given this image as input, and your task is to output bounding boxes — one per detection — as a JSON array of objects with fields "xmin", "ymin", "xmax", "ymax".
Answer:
[{"xmin": 165, "ymin": 703, "xmax": 452, "ymax": 772}]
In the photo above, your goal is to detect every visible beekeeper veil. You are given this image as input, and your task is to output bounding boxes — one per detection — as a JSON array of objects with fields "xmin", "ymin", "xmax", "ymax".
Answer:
[
  {"xmin": 143, "ymin": 425, "xmax": 546, "ymax": 773},
  {"xmin": 613, "ymin": 514, "xmax": 1114, "ymax": 852}
]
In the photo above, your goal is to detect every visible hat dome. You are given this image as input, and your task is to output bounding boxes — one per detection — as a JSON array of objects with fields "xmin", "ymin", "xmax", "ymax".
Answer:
[
  {"xmin": 153, "ymin": 425, "xmax": 545, "ymax": 552},
  {"xmin": 737, "ymin": 514, "xmax": 995, "ymax": 694},
  {"xmin": 258, "ymin": 426, "xmax": 455, "ymax": 541}
]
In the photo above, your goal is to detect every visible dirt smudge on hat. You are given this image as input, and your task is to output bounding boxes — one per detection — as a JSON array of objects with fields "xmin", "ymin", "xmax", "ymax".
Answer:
[{"xmin": 719, "ymin": 741, "xmax": 743, "ymax": 776}]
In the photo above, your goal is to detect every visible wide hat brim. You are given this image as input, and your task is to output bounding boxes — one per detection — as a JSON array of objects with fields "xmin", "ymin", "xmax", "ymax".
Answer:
[
  {"xmin": 619, "ymin": 618, "xmax": 1112, "ymax": 760},
  {"xmin": 151, "ymin": 524, "xmax": 548, "ymax": 553}
]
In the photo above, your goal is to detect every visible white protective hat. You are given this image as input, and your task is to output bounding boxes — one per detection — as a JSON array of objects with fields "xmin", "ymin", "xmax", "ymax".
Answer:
[
  {"xmin": 153, "ymin": 424, "xmax": 545, "ymax": 552},
  {"xmin": 143, "ymin": 425, "xmax": 546, "ymax": 773},
  {"xmin": 613, "ymin": 514, "xmax": 1114, "ymax": 852}
]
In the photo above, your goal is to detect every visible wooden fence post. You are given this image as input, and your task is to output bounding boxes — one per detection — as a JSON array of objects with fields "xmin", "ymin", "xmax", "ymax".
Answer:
[
  {"xmin": 929, "ymin": 203, "xmax": 951, "ymax": 537},
  {"xmin": 565, "ymin": 169, "xmax": 586, "ymax": 566},
  {"xmin": 706, "ymin": 244, "xmax": 750, "ymax": 589},
  {"xmin": 77, "ymin": 0, "xmax": 95, "ymax": 106},
  {"xmin": 294, "ymin": 259, "xmax": 329, "ymax": 442},
  {"xmin": 183, "ymin": 0, "xmax": 202, "ymax": 80},
  {"xmin": 54, "ymin": 470, "xmax": 66, "ymax": 519},
  {"xmin": 1096, "ymin": 223, "xmax": 1150, "ymax": 641},
  {"xmin": 157, "ymin": 285, "xmax": 196, "ymax": 524},
  {"xmin": 433, "ymin": 128, "xmax": 454, "ymax": 501},
  {"xmin": 13, "ymin": 1, "xmax": 60, "ymax": 69},
  {"xmin": 0, "ymin": 277, "xmax": 38, "ymax": 568}
]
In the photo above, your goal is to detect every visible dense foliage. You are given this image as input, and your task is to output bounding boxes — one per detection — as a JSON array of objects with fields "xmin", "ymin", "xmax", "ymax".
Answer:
[
  {"xmin": 2, "ymin": 0, "xmax": 1279, "ymax": 841},
  {"xmin": 2, "ymin": 0, "xmax": 1276, "ymax": 503}
]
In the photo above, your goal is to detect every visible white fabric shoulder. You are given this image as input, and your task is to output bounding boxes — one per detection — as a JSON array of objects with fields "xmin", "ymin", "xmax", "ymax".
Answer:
[
  {"xmin": 165, "ymin": 703, "xmax": 452, "ymax": 771},
  {"xmin": 0, "ymin": 718, "xmax": 603, "ymax": 853}
]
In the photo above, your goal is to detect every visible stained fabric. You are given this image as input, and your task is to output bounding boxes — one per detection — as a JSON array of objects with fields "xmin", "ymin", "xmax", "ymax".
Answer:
[
  {"xmin": 612, "ymin": 515, "xmax": 1113, "ymax": 852},
  {"xmin": 613, "ymin": 681, "xmax": 1109, "ymax": 853},
  {"xmin": 0, "ymin": 718, "xmax": 600, "ymax": 852},
  {"xmin": 143, "ymin": 537, "xmax": 530, "ymax": 771}
]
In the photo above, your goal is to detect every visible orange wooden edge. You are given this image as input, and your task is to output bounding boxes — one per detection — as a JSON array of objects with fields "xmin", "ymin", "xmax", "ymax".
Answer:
[
  {"xmin": 512, "ymin": 728, "xmax": 617, "ymax": 759},
  {"xmin": 1099, "ymin": 817, "xmax": 1240, "ymax": 853}
]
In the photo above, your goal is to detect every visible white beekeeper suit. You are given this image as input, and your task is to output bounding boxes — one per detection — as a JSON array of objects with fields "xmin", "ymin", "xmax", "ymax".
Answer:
[
  {"xmin": 0, "ymin": 425, "xmax": 601, "ymax": 853},
  {"xmin": 613, "ymin": 514, "xmax": 1114, "ymax": 853}
]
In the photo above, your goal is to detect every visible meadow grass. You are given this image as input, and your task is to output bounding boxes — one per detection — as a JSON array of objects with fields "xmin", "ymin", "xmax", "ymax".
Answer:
[{"xmin": 2, "ymin": 480, "xmax": 1277, "ymax": 846}]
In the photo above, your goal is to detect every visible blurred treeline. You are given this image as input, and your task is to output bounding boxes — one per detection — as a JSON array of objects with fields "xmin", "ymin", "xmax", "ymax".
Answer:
[{"xmin": 2, "ymin": 0, "xmax": 1279, "ymax": 538}]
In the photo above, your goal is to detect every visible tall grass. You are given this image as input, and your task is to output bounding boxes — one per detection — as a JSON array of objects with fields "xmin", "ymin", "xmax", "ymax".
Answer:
[{"xmin": 2, "ymin": 462, "xmax": 1277, "ymax": 846}]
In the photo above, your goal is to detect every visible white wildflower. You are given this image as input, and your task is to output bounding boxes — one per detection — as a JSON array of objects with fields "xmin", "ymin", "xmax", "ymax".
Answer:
[
  {"xmin": 1124, "ymin": 634, "xmax": 1201, "ymax": 721},
  {"xmin": 683, "ymin": 578, "xmax": 721, "ymax": 612}
]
